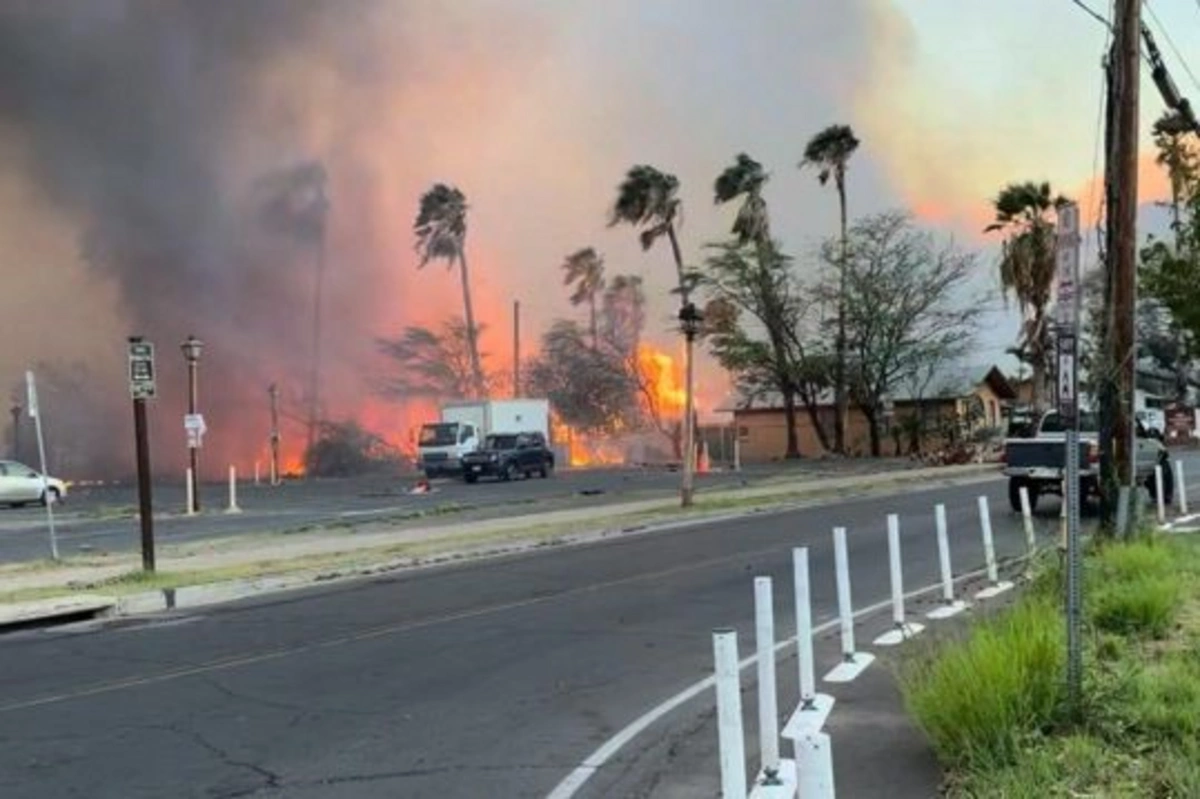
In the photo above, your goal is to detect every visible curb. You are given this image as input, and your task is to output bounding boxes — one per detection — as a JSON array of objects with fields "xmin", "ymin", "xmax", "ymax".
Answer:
[{"xmin": 0, "ymin": 465, "xmax": 1002, "ymax": 631}]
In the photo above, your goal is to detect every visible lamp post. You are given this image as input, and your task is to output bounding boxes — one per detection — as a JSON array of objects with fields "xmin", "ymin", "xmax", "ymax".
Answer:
[
  {"xmin": 181, "ymin": 335, "xmax": 203, "ymax": 513},
  {"xmin": 9, "ymin": 401, "xmax": 20, "ymax": 460},
  {"xmin": 678, "ymin": 302, "xmax": 703, "ymax": 508}
]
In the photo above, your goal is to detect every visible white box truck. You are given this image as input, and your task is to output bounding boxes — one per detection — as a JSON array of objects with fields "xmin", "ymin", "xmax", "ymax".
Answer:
[{"xmin": 416, "ymin": 399, "xmax": 550, "ymax": 478}]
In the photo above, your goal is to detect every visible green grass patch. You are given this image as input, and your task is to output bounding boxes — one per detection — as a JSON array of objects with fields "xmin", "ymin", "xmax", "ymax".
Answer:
[{"xmin": 905, "ymin": 534, "xmax": 1200, "ymax": 798}]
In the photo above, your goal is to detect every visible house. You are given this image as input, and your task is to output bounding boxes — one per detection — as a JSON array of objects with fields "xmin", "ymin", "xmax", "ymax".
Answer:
[{"xmin": 718, "ymin": 364, "xmax": 1017, "ymax": 462}]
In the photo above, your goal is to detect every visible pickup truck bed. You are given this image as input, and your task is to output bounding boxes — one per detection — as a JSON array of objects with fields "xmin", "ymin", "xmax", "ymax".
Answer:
[{"xmin": 1004, "ymin": 439, "xmax": 1091, "ymax": 472}]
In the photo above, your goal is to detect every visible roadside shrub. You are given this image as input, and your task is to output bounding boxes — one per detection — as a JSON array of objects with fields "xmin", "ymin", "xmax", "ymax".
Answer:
[
  {"xmin": 1089, "ymin": 575, "xmax": 1180, "ymax": 638},
  {"xmin": 901, "ymin": 597, "xmax": 1064, "ymax": 770},
  {"xmin": 1129, "ymin": 654, "xmax": 1200, "ymax": 742},
  {"xmin": 1093, "ymin": 538, "xmax": 1174, "ymax": 583}
]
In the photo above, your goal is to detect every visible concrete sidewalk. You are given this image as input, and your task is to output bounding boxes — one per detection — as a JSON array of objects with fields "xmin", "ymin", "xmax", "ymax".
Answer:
[{"xmin": 0, "ymin": 462, "xmax": 998, "ymax": 618}]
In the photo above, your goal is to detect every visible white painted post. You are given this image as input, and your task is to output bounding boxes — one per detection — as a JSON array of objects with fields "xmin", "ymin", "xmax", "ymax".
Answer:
[
  {"xmin": 1176, "ymin": 460, "xmax": 1189, "ymax": 515},
  {"xmin": 793, "ymin": 548, "xmax": 816, "ymax": 706},
  {"xmin": 975, "ymin": 495, "xmax": 1014, "ymax": 599},
  {"xmin": 824, "ymin": 528, "xmax": 875, "ymax": 683},
  {"xmin": 794, "ymin": 731, "xmax": 835, "ymax": 799},
  {"xmin": 754, "ymin": 577, "xmax": 780, "ymax": 782},
  {"xmin": 1019, "ymin": 487, "xmax": 1036, "ymax": 556},
  {"xmin": 734, "ymin": 438, "xmax": 742, "ymax": 472},
  {"xmin": 226, "ymin": 465, "xmax": 241, "ymax": 514},
  {"xmin": 873, "ymin": 514, "xmax": 924, "ymax": 645},
  {"xmin": 186, "ymin": 468, "xmax": 196, "ymax": 517},
  {"xmin": 254, "ymin": 461, "xmax": 261, "ymax": 487},
  {"xmin": 927, "ymin": 504, "xmax": 967, "ymax": 620},
  {"xmin": 1155, "ymin": 464, "xmax": 1166, "ymax": 523},
  {"xmin": 713, "ymin": 629, "xmax": 748, "ymax": 799}
]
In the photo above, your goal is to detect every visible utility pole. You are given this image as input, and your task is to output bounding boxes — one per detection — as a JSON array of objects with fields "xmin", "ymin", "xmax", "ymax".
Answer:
[
  {"xmin": 307, "ymin": 223, "xmax": 326, "ymax": 463},
  {"xmin": 268, "ymin": 383, "xmax": 281, "ymax": 486},
  {"xmin": 9, "ymin": 401, "xmax": 20, "ymax": 460},
  {"xmin": 128, "ymin": 337, "xmax": 157, "ymax": 572},
  {"xmin": 1110, "ymin": 0, "xmax": 1141, "ymax": 519},
  {"xmin": 513, "ymin": 299, "xmax": 521, "ymax": 398},
  {"xmin": 181, "ymin": 335, "xmax": 204, "ymax": 514}
]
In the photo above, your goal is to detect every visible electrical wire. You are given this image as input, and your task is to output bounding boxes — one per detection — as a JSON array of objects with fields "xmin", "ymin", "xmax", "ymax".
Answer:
[
  {"xmin": 1145, "ymin": 0, "xmax": 1200, "ymax": 95},
  {"xmin": 1069, "ymin": 0, "xmax": 1112, "ymax": 29}
]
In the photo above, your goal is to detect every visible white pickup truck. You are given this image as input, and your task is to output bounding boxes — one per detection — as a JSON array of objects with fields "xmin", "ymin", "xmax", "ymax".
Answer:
[{"xmin": 1002, "ymin": 411, "xmax": 1172, "ymax": 512}]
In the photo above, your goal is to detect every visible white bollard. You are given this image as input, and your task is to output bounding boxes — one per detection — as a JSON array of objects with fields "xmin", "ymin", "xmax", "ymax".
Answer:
[
  {"xmin": 927, "ymin": 504, "xmax": 968, "ymax": 620},
  {"xmin": 783, "ymin": 548, "xmax": 834, "ymax": 740},
  {"xmin": 873, "ymin": 515, "xmax": 924, "ymax": 645},
  {"xmin": 254, "ymin": 461, "xmax": 261, "ymax": 487},
  {"xmin": 794, "ymin": 731, "xmax": 835, "ymax": 799},
  {"xmin": 975, "ymin": 495, "xmax": 1014, "ymax": 599},
  {"xmin": 185, "ymin": 468, "xmax": 196, "ymax": 517},
  {"xmin": 824, "ymin": 528, "xmax": 875, "ymax": 683},
  {"xmin": 1019, "ymin": 486, "xmax": 1036, "ymax": 557},
  {"xmin": 226, "ymin": 465, "xmax": 242, "ymax": 514},
  {"xmin": 1155, "ymin": 464, "xmax": 1166, "ymax": 524},
  {"xmin": 734, "ymin": 438, "xmax": 742, "ymax": 472},
  {"xmin": 713, "ymin": 629, "xmax": 748, "ymax": 799},
  {"xmin": 753, "ymin": 577, "xmax": 781, "ymax": 784},
  {"xmin": 1176, "ymin": 460, "xmax": 1189, "ymax": 516}
]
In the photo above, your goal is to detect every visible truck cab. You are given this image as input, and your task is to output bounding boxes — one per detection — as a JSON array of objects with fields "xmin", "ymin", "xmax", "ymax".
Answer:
[{"xmin": 417, "ymin": 421, "xmax": 480, "ymax": 478}]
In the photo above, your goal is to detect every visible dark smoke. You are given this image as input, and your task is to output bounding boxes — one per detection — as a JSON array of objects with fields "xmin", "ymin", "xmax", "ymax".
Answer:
[{"xmin": 0, "ymin": 1, "xmax": 396, "ymax": 477}]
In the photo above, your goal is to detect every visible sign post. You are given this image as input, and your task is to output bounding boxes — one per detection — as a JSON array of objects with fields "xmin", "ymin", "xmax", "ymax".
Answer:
[
  {"xmin": 25, "ymin": 371, "xmax": 58, "ymax": 561},
  {"xmin": 128, "ymin": 337, "xmax": 157, "ymax": 572},
  {"xmin": 1056, "ymin": 203, "xmax": 1083, "ymax": 716}
]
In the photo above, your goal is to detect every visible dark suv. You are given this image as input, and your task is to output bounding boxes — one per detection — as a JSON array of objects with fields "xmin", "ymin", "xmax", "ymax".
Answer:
[{"xmin": 461, "ymin": 431, "xmax": 554, "ymax": 483}]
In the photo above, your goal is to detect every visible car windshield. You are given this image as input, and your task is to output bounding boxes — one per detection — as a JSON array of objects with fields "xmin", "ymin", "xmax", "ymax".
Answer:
[
  {"xmin": 485, "ymin": 435, "xmax": 518, "ymax": 450},
  {"xmin": 419, "ymin": 424, "xmax": 458, "ymax": 446},
  {"xmin": 1040, "ymin": 412, "xmax": 1098, "ymax": 433}
]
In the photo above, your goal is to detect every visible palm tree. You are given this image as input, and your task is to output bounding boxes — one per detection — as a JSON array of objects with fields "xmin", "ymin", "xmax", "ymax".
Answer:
[
  {"xmin": 609, "ymin": 165, "xmax": 697, "ymax": 506},
  {"xmin": 713, "ymin": 154, "xmax": 800, "ymax": 460},
  {"xmin": 801, "ymin": 124, "xmax": 860, "ymax": 456},
  {"xmin": 984, "ymin": 181, "xmax": 1068, "ymax": 412},
  {"xmin": 413, "ymin": 183, "xmax": 485, "ymax": 396},
  {"xmin": 561, "ymin": 247, "xmax": 606, "ymax": 349}
]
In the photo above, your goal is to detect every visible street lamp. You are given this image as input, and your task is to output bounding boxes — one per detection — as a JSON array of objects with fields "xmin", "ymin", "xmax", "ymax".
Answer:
[
  {"xmin": 678, "ymin": 301, "xmax": 703, "ymax": 508},
  {"xmin": 9, "ymin": 401, "xmax": 20, "ymax": 460},
  {"xmin": 181, "ymin": 335, "xmax": 203, "ymax": 513}
]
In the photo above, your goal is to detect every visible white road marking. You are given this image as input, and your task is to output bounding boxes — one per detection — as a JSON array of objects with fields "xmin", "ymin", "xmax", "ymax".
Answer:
[{"xmin": 544, "ymin": 565, "xmax": 994, "ymax": 799}]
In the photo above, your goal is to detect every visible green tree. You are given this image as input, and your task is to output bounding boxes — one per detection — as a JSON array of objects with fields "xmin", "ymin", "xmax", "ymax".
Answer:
[
  {"xmin": 801, "ymin": 124, "xmax": 860, "ymax": 455},
  {"xmin": 526, "ymin": 320, "xmax": 636, "ymax": 434},
  {"xmin": 609, "ymin": 165, "xmax": 698, "ymax": 503},
  {"xmin": 561, "ymin": 248, "xmax": 606, "ymax": 349},
  {"xmin": 375, "ymin": 317, "xmax": 489, "ymax": 400},
  {"xmin": 413, "ymin": 183, "xmax": 486, "ymax": 396},
  {"xmin": 984, "ymin": 181, "xmax": 1068, "ymax": 412},
  {"xmin": 305, "ymin": 420, "xmax": 402, "ymax": 478},
  {"xmin": 712, "ymin": 153, "xmax": 803, "ymax": 458}
]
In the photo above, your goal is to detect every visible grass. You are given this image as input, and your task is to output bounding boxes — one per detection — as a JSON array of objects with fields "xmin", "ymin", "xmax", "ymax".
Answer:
[{"xmin": 903, "ymin": 533, "xmax": 1200, "ymax": 798}]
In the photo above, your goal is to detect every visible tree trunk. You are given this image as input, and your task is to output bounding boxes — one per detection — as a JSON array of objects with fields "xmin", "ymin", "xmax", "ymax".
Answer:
[
  {"xmin": 458, "ymin": 250, "xmax": 486, "ymax": 396},
  {"xmin": 589, "ymin": 295, "xmax": 599, "ymax": 350},
  {"xmin": 863, "ymin": 406, "xmax": 882, "ymax": 457},
  {"xmin": 834, "ymin": 173, "xmax": 850, "ymax": 455},
  {"xmin": 782, "ymin": 389, "xmax": 801, "ymax": 459},
  {"xmin": 800, "ymin": 395, "xmax": 833, "ymax": 453},
  {"xmin": 666, "ymin": 225, "xmax": 688, "ymax": 302}
]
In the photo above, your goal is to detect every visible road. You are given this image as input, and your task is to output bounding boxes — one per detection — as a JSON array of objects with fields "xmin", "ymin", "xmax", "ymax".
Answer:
[
  {"xmin": 0, "ymin": 471, "xmax": 1079, "ymax": 799},
  {"xmin": 0, "ymin": 459, "xmax": 920, "ymax": 564}
]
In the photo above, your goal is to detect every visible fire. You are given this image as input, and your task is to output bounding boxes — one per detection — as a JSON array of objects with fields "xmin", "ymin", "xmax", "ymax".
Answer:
[{"xmin": 636, "ymin": 344, "xmax": 686, "ymax": 417}]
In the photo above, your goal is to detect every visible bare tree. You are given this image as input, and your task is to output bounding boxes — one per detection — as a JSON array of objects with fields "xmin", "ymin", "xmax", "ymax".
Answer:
[
  {"xmin": 375, "ymin": 317, "xmax": 490, "ymax": 400},
  {"xmin": 829, "ymin": 213, "xmax": 983, "ymax": 456}
]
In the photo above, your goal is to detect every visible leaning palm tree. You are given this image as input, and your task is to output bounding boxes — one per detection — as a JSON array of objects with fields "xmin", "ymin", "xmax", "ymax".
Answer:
[
  {"xmin": 801, "ymin": 124, "xmax": 860, "ymax": 456},
  {"xmin": 609, "ymin": 165, "xmax": 698, "ymax": 506},
  {"xmin": 984, "ymin": 181, "xmax": 1068, "ymax": 412},
  {"xmin": 713, "ymin": 154, "xmax": 801, "ymax": 460},
  {"xmin": 413, "ymin": 183, "xmax": 485, "ymax": 396},
  {"xmin": 561, "ymin": 247, "xmax": 606, "ymax": 349}
]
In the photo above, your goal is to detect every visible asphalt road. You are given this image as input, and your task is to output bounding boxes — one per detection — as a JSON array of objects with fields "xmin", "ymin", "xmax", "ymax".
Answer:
[
  {"xmin": 0, "ymin": 459, "xmax": 920, "ymax": 563},
  {"xmin": 0, "ymin": 472, "xmax": 1101, "ymax": 799}
]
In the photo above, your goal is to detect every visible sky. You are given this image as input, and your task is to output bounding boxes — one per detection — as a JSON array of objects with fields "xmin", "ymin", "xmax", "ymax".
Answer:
[{"xmin": 0, "ymin": 0, "xmax": 1194, "ymax": 473}]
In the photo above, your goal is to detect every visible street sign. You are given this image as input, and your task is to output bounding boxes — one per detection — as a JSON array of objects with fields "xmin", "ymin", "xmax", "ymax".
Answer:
[
  {"xmin": 25, "ymin": 370, "xmax": 38, "ymax": 419},
  {"xmin": 184, "ymin": 413, "xmax": 207, "ymax": 450},
  {"xmin": 1057, "ymin": 347, "xmax": 1076, "ymax": 409},
  {"xmin": 128, "ymin": 339, "xmax": 157, "ymax": 400},
  {"xmin": 1056, "ymin": 202, "xmax": 1081, "ymax": 421}
]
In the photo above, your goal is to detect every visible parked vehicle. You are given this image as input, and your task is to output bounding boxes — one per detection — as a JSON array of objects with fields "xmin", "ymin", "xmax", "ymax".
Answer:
[
  {"xmin": 416, "ymin": 399, "xmax": 550, "ymax": 479},
  {"xmin": 1002, "ymin": 411, "xmax": 1171, "ymax": 512},
  {"xmin": 0, "ymin": 460, "xmax": 67, "ymax": 507},
  {"xmin": 461, "ymin": 431, "xmax": 555, "ymax": 483}
]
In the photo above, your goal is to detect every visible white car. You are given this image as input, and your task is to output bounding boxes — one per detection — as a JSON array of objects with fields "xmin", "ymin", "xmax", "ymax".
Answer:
[{"xmin": 0, "ymin": 460, "xmax": 67, "ymax": 507}]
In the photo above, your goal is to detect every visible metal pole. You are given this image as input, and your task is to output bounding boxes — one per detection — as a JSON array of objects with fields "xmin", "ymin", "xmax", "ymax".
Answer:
[
  {"xmin": 268, "ymin": 383, "xmax": 281, "ymax": 486},
  {"xmin": 187, "ymin": 356, "xmax": 200, "ymax": 513},
  {"xmin": 1176, "ymin": 459, "xmax": 1189, "ymax": 515},
  {"xmin": 134, "ymin": 397, "xmax": 155, "ymax": 572},
  {"xmin": 712, "ymin": 629, "xmax": 748, "ymax": 799},
  {"xmin": 27, "ymin": 375, "xmax": 58, "ymax": 561},
  {"xmin": 1065, "ymin": 428, "xmax": 1083, "ymax": 716},
  {"xmin": 681, "ymin": 332, "xmax": 696, "ymax": 507},
  {"xmin": 9, "ymin": 403, "xmax": 19, "ymax": 460},
  {"xmin": 513, "ymin": 299, "xmax": 521, "ymax": 398},
  {"xmin": 1155, "ymin": 464, "xmax": 1166, "ymax": 524},
  {"xmin": 307, "ymin": 228, "xmax": 326, "ymax": 461},
  {"xmin": 227, "ymin": 465, "xmax": 241, "ymax": 514},
  {"xmin": 754, "ymin": 577, "xmax": 781, "ymax": 782}
]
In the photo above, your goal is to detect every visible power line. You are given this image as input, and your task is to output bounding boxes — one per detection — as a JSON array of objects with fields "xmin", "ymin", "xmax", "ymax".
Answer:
[
  {"xmin": 1069, "ymin": 0, "xmax": 1113, "ymax": 29},
  {"xmin": 1145, "ymin": 1, "xmax": 1200, "ymax": 95}
]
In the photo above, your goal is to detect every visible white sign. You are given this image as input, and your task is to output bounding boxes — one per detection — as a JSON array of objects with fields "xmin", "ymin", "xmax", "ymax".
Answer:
[
  {"xmin": 1055, "ymin": 203, "xmax": 1081, "ymax": 329},
  {"xmin": 1058, "ymin": 351, "xmax": 1076, "ymax": 408},
  {"xmin": 184, "ymin": 413, "xmax": 207, "ymax": 450},
  {"xmin": 25, "ymin": 370, "xmax": 38, "ymax": 419},
  {"xmin": 128, "ymin": 340, "xmax": 157, "ymax": 400}
]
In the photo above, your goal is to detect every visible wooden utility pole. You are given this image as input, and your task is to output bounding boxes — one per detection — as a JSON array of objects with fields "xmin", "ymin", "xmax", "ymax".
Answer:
[
  {"xmin": 268, "ymin": 383, "xmax": 281, "ymax": 486},
  {"xmin": 1110, "ymin": 0, "xmax": 1141, "ymax": 504}
]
